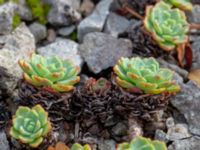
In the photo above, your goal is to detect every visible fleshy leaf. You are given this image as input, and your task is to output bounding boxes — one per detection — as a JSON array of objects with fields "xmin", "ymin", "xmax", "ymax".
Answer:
[
  {"xmin": 18, "ymin": 54, "xmax": 80, "ymax": 92},
  {"xmin": 113, "ymin": 57, "xmax": 180, "ymax": 94}
]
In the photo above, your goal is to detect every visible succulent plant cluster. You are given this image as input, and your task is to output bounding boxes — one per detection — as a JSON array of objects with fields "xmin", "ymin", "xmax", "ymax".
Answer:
[
  {"xmin": 113, "ymin": 57, "xmax": 180, "ymax": 94},
  {"xmin": 48, "ymin": 142, "xmax": 91, "ymax": 150},
  {"xmin": 117, "ymin": 136, "xmax": 167, "ymax": 150},
  {"xmin": 144, "ymin": 1, "xmax": 189, "ymax": 51},
  {"xmin": 164, "ymin": 0, "xmax": 193, "ymax": 11},
  {"xmin": 10, "ymin": 105, "xmax": 52, "ymax": 148},
  {"xmin": 18, "ymin": 54, "xmax": 80, "ymax": 93},
  {"xmin": 85, "ymin": 78, "xmax": 111, "ymax": 95}
]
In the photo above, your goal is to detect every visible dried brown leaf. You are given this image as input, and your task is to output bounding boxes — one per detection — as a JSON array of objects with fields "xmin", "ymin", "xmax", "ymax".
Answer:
[
  {"xmin": 47, "ymin": 142, "xmax": 69, "ymax": 150},
  {"xmin": 188, "ymin": 69, "xmax": 200, "ymax": 86}
]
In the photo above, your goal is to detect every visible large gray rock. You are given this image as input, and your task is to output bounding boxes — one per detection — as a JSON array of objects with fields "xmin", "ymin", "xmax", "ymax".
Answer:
[
  {"xmin": 171, "ymin": 81, "xmax": 200, "ymax": 135},
  {"xmin": 3, "ymin": 23, "xmax": 35, "ymax": 52},
  {"xmin": 37, "ymin": 38, "xmax": 83, "ymax": 67},
  {"xmin": 0, "ymin": 23, "xmax": 35, "ymax": 78},
  {"xmin": 0, "ymin": 131, "xmax": 9, "ymax": 150},
  {"xmin": 78, "ymin": 0, "xmax": 113, "ymax": 42},
  {"xmin": 47, "ymin": 0, "xmax": 81, "ymax": 26},
  {"xmin": 79, "ymin": 32, "xmax": 132, "ymax": 73},
  {"xmin": 191, "ymin": 40, "xmax": 200, "ymax": 69},
  {"xmin": 168, "ymin": 136, "xmax": 200, "ymax": 150},
  {"xmin": 29, "ymin": 22, "xmax": 47, "ymax": 43},
  {"xmin": 0, "ymin": 2, "xmax": 17, "ymax": 34},
  {"xmin": 104, "ymin": 12, "xmax": 130, "ymax": 37}
]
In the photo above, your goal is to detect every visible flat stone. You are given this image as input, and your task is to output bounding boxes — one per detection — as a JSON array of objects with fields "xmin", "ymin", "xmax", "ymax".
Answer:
[
  {"xmin": 58, "ymin": 25, "xmax": 75, "ymax": 36},
  {"xmin": 0, "ymin": 131, "xmax": 9, "ymax": 150},
  {"xmin": 3, "ymin": 23, "xmax": 35, "ymax": 52},
  {"xmin": 167, "ymin": 124, "xmax": 191, "ymax": 141},
  {"xmin": 79, "ymin": 32, "xmax": 132, "ymax": 74},
  {"xmin": 29, "ymin": 22, "xmax": 47, "ymax": 43},
  {"xmin": 77, "ymin": 0, "xmax": 113, "ymax": 42},
  {"xmin": 104, "ymin": 12, "xmax": 130, "ymax": 37},
  {"xmin": 171, "ymin": 81, "xmax": 200, "ymax": 135},
  {"xmin": 168, "ymin": 136, "xmax": 200, "ymax": 150},
  {"xmin": 37, "ymin": 38, "xmax": 83, "ymax": 67}
]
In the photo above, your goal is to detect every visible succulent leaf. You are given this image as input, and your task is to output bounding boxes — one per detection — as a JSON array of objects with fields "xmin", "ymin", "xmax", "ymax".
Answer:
[
  {"xmin": 144, "ymin": 1, "xmax": 189, "ymax": 51},
  {"xmin": 117, "ymin": 136, "xmax": 167, "ymax": 150},
  {"xmin": 85, "ymin": 78, "xmax": 111, "ymax": 95},
  {"xmin": 18, "ymin": 54, "xmax": 80, "ymax": 92},
  {"xmin": 10, "ymin": 105, "xmax": 52, "ymax": 148},
  {"xmin": 71, "ymin": 143, "xmax": 92, "ymax": 150},
  {"xmin": 47, "ymin": 142, "xmax": 70, "ymax": 150},
  {"xmin": 164, "ymin": 0, "xmax": 193, "ymax": 11},
  {"xmin": 113, "ymin": 57, "xmax": 180, "ymax": 94}
]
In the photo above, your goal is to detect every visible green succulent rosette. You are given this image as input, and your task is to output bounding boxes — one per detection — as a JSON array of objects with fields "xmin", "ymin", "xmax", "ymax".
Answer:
[
  {"xmin": 18, "ymin": 53, "xmax": 80, "ymax": 92},
  {"xmin": 117, "ymin": 136, "xmax": 167, "ymax": 150},
  {"xmin": 71, "ymin": 143, "xmax": 92, "ymax": 150},
  {"xmin": 144, "ymin": 1, "xmax": 189, "ymax": 51},
  {"xmin": 113, "ymin": 57, "xmax": 180, "ymax": 94},
  {"xmin": 10, "ymin": 105, "xmax": 52, "ymax": 148},
  {"xmin": 164, "ymin": 0, "xmax": 193, "ymax": 11}
]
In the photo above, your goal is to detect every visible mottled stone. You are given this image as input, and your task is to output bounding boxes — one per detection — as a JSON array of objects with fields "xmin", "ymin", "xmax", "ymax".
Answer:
[
  {"xmin": 167, "ymin": 124, "xmax": 191, "ymax": 141},
  {"xmin": 192, "ymin": 39, "xmax": 200, "ymax": 69},
  {"xmin": 79, "ymin": 32, "xmax": 132, "ymax": 73},
  {"xmin": 29, "ymin": 22, "xmax": 47, "ymax": 43},
  {"xmin": 78, "ymin": 0, "xmax": 113, "ymax": 41},
  {"xmin": 98, "ymin": 139, "xmax": 116, "ymax": 150},
  {"xmin": 47, "ymin": 0, "xmax": 81, "ymax": 26},
  {"xmin": 168, "ymin": 136, "xmax": 200, "ymax": 150},
  {"xmin": 187, "ymin": 5, "xmax": 200, "ymax": 23},
  {"xmin": 112, "ymin": 122, "xmax": 127, "ymax": 136},
  {"xmin": 0, "ymin": 23, "xmax": 35, "ymax": 78},
  {"xmin": 80, "ymin": 0, "xmax": 95, "ymax": 16},
  {"xmin": 37, "ymin": 38, "xmax": 83, "ymax": 67},
  {"xmin": 58, "ymin": 25, "xmax": 75, "ymax": 36},
  {"xmin": 0, "ymin": 2, "xmax": 17, "ymax": 34},
  {"xmin": 104, "ymin": 12, "xmax": 130, "ymax": 37},
  {"xmin": 154, "ymin": 129, "xmax": 168, "ymax": 143},
  {"xmin": 171, "ymin": 81, "xmax": 200, "ymax": 135},
  {"xmin": 0, "ymin": 131, "xmax": 9, "ymax": 150}
]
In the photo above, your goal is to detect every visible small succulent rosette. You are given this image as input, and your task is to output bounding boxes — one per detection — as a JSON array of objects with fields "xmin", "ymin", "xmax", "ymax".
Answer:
[
  {"xmin": 117, "ymin": 136, "xmax": 167, "ymax": 150},
  {"xmin": 164, "ymin": 0, "xmax": 193, "ymax": 11},
  {"xmin": 48, "ymin": 142, "xmax": 92, "ymax": 150},
  {"xmin": 113, "ymin": 57, "xmax": 180, "ymax": 94},
  {"xmin": 144, "ymin": 1, "xmax": 189, "ymax": 51},
  {"xmin": 10, "ymin": 105, "xmax": 52, "ymax": 148},
  {"xmin": 71, "ymin": 143, "xmax": 92, "ymax": 150},
  {"xmin": 18, "ymin": 53, "xmax": 80, "ymax": 93}
]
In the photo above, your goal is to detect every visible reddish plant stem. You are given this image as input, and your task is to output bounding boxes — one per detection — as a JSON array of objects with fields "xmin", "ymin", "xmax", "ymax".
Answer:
[
  {"xmin": 123, "ymin": 5, "xmax": 144, "ymax": 20},
  {"xmin": 190, "ymin": 23, "xmax": 200, "ymax": 30}
]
